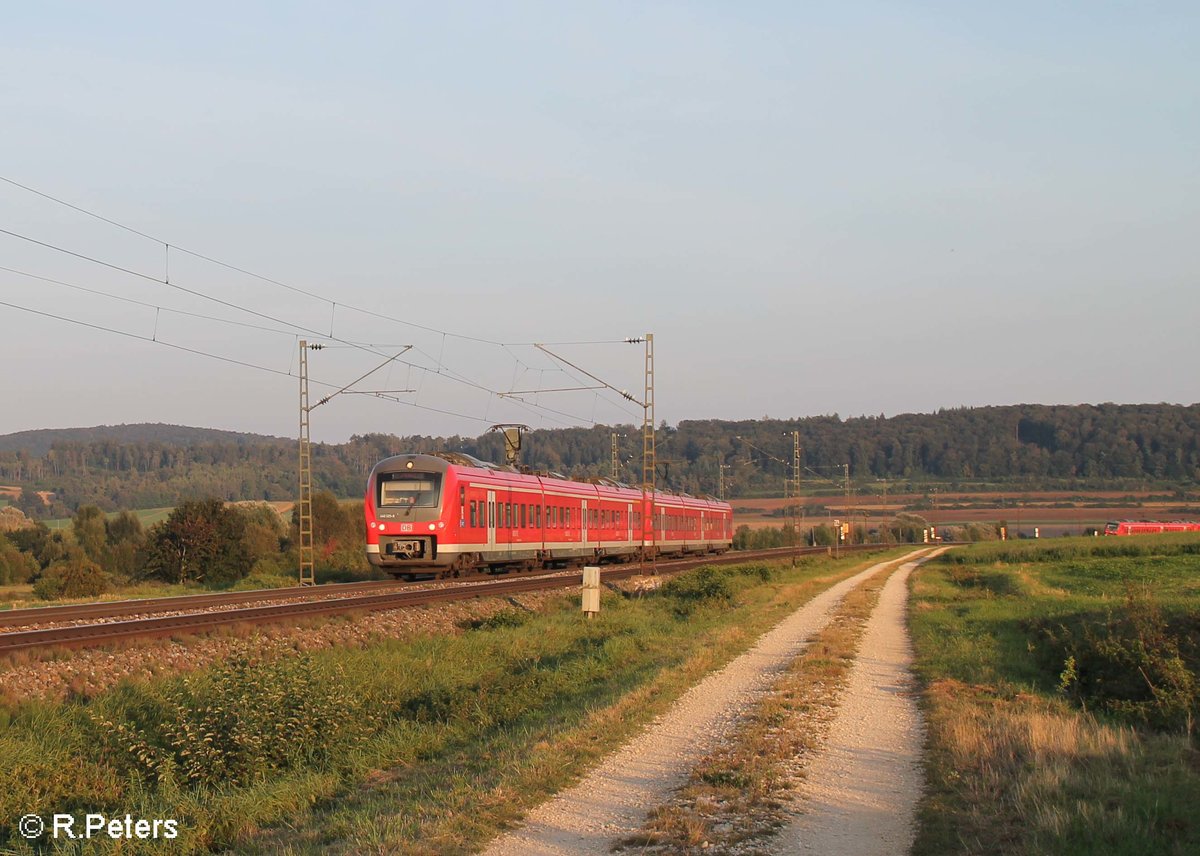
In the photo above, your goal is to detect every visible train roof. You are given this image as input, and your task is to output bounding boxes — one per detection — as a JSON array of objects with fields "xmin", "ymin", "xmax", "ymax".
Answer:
[{"xmin": 371, "ymin": 452, "xmax": 731, "ymax": 509}]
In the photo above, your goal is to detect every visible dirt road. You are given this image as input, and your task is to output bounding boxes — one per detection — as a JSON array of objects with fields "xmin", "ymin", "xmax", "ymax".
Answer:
[
  {"xmin": 481, "ymin": 550, "xmax": 929, "ymax": 856},
  {"xmin": 777, "ymin": 554, "xmax": 930, "ymax": 854}
]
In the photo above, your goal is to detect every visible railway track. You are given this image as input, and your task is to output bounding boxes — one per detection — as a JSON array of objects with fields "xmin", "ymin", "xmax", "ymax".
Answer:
[
  {"xmin": 0, "ymin": 578, "xmax": 400, "ymax": 629},
  {"xmin": 0, "ymin": 544, "xmax": 888, "ymax": 656}
]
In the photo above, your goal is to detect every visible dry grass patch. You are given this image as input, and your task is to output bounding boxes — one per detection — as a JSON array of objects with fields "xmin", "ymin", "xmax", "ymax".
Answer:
[{"xmin": 917, "ymin": 680, "xmax": 1197, "ymax": 855}]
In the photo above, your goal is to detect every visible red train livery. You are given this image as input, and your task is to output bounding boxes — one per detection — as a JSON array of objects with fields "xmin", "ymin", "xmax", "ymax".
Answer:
[
  {"xmin": 1103, "ymin": 520, "xmax": 1200, "ymax": 536},
  {"xmin": 365, "ymin": 452, "xmax": 733, "ymax": 578}
]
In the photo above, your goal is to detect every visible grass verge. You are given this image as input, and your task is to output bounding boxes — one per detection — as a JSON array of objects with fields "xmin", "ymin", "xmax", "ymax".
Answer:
[
  {"xmin": 0, "ymin": 549, "xmax": 909, "ymax": 855},
  {"xmin": 911, "ymin": 535, "xmax": 1200, "ymax": 856}
]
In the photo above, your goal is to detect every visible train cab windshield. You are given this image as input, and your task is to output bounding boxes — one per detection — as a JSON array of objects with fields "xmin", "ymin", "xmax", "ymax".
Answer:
[
  {"xmin": 378, "ymin": 472, "xmax": 442, "ymax": 508},
  {"xmin": 1104, "ymin": 522, "xmax": 1120, "ymax": 534}
]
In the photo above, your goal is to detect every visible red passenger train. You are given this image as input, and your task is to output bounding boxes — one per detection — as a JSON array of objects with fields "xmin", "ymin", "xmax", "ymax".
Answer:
[
  {"xmin": 365, "ymin": 452, "xmax": 734, "ymax": 578},
  {"xmin": 1103, "ymin": 520, "xmax": 1200, "ymax": 536}
]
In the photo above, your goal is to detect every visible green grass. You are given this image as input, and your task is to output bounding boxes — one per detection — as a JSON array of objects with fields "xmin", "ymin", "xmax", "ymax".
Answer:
[
  {"xmin": 43, "ymin": 506, "xmax": 176, "ymax": 531},
  {"xmin": 0, "ymin": 549, "xmax": 905, "ymax": 855},
  {"xmin": 910, "ymin": 535, "xmax": 1200, "ymax": 856}
]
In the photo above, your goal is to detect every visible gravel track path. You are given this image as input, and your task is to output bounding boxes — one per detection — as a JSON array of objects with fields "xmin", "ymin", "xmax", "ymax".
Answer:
[
  {"xmin": 480, "ymin": 550, "xmax": 928, "ymax": 856},
  {"xmin": 777, "ymin": 550, "xmax": 937, "ymax": 855}
]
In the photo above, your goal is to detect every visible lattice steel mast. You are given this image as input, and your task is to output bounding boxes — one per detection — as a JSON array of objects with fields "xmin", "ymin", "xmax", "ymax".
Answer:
[
  {"xmin": 298, "ymin": 340, "xmax": 316, "ymax": 586},
  {"xmin": 642, "ymin": 333, "xmax": 655, "ymax": 564}
]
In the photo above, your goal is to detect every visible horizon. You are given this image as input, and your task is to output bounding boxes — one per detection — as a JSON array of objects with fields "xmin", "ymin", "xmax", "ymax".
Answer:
[
  {"xmin": 3, "ymin": 397, "xmax": 1199, "ymax": 449},
  {"xmin": 3, "ymin": 4, "xmax": 1198, "ymax": 443}
]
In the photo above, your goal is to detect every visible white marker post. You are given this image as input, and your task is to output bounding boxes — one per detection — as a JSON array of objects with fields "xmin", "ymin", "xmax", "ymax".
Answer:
[{"xmin": 582, "ymin": 566, "xmax": 600, "ymax": 619}]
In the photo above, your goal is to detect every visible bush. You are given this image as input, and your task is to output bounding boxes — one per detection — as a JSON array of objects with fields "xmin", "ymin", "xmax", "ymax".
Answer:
[
  {"xmin": 662, "ymin": 566, "xmax": 735, "ymax": 616},
  {"xmin": 1037, "ymin": 588, "xmax": 1198, "ymax": 731},
  {"xmin": 228, "ymin": 571, "xmax": 297, "ymax": 592},
  {"xmin": 32, "ymin": 556, "xmax": 112, "ymax": 600},
  {"xmin": 0, "ymin": 537, "xmax": 38, "ymax": 585},
  {"xmin": 91, "ymin": 655, "xmax": 378, "ymax": 788}
]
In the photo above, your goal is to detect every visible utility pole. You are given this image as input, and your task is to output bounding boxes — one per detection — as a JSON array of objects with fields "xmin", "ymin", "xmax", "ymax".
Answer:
[
  {"xmin": 297, "ymin": 341, "xmax": 410, "ymax": 587},
  {"xmin": 844, "ymin": 462, "xmax": 850, "ymax": 547},
  {"xmin": 642, "ymin": 333, "xmax": 655, "ymax": 567},
  {"xmin": 793, "ymin": 431, "xmax": 801, "ymax": 565},
  {"xmin": 298, "ymin": 340, "xmax": 319, "ymax": 586},
  {"xmin": 611, "ymin": 432, "xmax": 619, "ymax": 480}
]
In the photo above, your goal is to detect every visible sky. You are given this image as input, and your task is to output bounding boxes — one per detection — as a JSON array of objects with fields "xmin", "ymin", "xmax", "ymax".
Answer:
[{"xmin": 2, "ymin": 1, "xmax": 1197, "ymax": 443}]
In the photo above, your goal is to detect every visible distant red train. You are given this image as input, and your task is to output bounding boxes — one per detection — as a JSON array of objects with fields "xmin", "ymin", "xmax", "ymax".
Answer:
[
  {"xmin": 365, "ymin": 452, "xmax": 733, "ymax": 578},
  {"xmin": 1103, "ymin": 520, "xmax": 1200, "ymax": 536}
]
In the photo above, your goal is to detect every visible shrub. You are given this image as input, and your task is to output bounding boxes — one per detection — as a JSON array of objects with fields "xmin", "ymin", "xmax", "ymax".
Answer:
[
  {"xmin": 662, "ymin": 567, "xmax": 735, "ymax": 616},
  {"xmin": 91, "ymin": 655, "xmax": 378, "ymax": 788},
  {"xmin": 0, "ymin": 537, "xmax": 38, "ymax": 585},
  {"xmin": 32, "ymin": 556, "xmax": 112, "ymax": 600},
  {"xmin": 1038, "ymin": 587, "xmax": 1198, "ymax": 731}
]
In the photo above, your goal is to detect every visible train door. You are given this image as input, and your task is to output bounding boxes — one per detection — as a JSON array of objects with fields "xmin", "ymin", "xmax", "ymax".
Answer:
[
  {"xmin": 486, "ymin": 490, "xmax": 496, "ymax": 551},
  {"xmin": 581, "ymin": 499, "xmax": 588, "ymax": 546},
  {"xmin": 627, "ymin": 502, "xmax": 634, "ymax": 544},
  {"xmin": 500, "ymin": 489, "xmax": 513, "ymax": 561}
]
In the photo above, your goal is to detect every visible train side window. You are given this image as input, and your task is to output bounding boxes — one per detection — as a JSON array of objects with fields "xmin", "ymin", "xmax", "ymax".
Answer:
[
  {"xmin": 470, "ymin": 501, "xmax": 477, "ymax": 528},
  {"xmin": 488, "ymin": 501, "xmax": 494, "ymax": 528},
  {"xmin": 520, "ymin": 503, "xmax": 527, "ymax": 528},
  {"xmin": 535, "ymin": 504, "xmax": 541, "ymax": 528}
]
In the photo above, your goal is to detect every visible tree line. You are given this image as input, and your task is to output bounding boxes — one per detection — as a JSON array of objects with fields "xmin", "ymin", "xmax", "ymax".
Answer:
[
  {"xmin": 1, "ymin": 403, "xmax": 1198, "ymax": 516},
  {"xmin": 0, "ymin": 494, "xmax": 372, "ymax": 597}
]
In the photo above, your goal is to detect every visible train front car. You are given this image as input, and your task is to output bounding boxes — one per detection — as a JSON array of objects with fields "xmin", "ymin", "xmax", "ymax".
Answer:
[{"xmin": 365, "ymin": 454, "xmax": 459, "ymax": 577}]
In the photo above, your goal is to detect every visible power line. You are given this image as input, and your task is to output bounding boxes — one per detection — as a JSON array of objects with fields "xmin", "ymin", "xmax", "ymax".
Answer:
[
  {"xmin": 0, "ymin": 228, "xmax": 616, "ymax": 428},
  {"xmin": 0, "ymin": 264, "xmax": 299, "ymax": 338},
  {"xmin": 0, "ymin": 176, "xmax": 649, "ymax": 429},
  {"xmin": 0, "ymin": 297, "xmax": 495, "ymax": 425},
  {"xmin": 0, "ymin": 174, "xmax": 506, "ymax": 345},
  {"xmin": 0, "ymin": 226, "xmax": 362, "ymax": 349},
  {"xmin": 0, "ymin": 297, "xmax": 298, "ymax": 381},
  {"xmin": 0, "ymin": 177, "xmax": 656, "ymax": 355}
]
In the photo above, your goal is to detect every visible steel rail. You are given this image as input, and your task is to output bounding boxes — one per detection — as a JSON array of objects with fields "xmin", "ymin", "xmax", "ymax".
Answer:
[
  {"xmin": 0, "ymin": 579, "xmax": 400, "ymax": 628},
  {"xmin": 0, "ymin": 544, "xmax": 891, "ymax": 655}
]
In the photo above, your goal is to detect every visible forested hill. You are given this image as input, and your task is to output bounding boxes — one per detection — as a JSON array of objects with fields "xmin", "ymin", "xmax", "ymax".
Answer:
[
  {"xmin": 0, "ymin": 424, "xmax": 285, "ymax": 456},
  {"xmin": 1, "ymin": 403, "xmax": 1198, "ymax": 515}
]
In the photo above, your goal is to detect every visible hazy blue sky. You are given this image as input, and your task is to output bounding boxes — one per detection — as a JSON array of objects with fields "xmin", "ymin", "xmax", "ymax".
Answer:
[{"xmin": 3, "ymin": 2, "xmax": 1197, "ymax": 443}]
